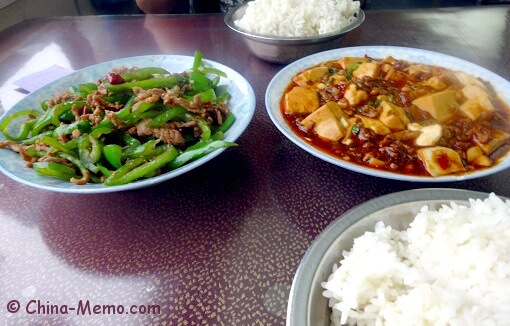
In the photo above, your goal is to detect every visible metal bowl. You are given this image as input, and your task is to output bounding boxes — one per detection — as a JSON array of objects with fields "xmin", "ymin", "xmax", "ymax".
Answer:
[
  {"xmin": 287, "ymin": 188, "xmax": 491, "ymax": 326},
  {"xmin": 224, "ymin": 3, "xmax": 365, "ymax": 64}
]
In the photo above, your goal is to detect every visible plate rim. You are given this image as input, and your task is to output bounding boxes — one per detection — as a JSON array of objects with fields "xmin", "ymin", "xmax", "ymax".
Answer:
[
  {"xmin": 265, "ymin": 45, "xmax": 510, "ymax": 182},
  {"xmin": 286, "ymin": 187, "xmax": 493, "ymax": 326},
  {"xmin": 0, "ymin": 54, "xmax": 255, "ymax": 194}
]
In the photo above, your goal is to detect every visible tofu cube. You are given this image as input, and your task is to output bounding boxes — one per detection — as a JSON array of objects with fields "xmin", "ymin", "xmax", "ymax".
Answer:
[
  {"xmin": 467, "ymin": 145, "xmax": 494, "ymax": 167},
  {"xmin": 378, "ymin": 101, "xmax": 410, "ymax": 130},
  {"xmin": 467, "ymin": 146, "xmax": 484, "ymax": 163},
  {"xmin": 384, "ymin": 69, "xmax": 409, "ymax": 85},
  {"xmin": 284, "ymin": 86, "xmax": 319, "ymax": 115},
  {"xmin": 472, "ymin": 155, "xmax": 492, "ymax": 167},
  {"xmin": 338, "ymin": 57, "xmax": 369, "ymax": 70},
  {"xmin": 416, "ymin": 146, "xmax": 465, "ymax": 177},
  {"xmin": 424, "ymin": 76, "xmax": 447, "ymax": 90},
  {"xmin": 352, "ymin": 62, "xmax": 380, "ymax": 79},
  {"xmin": 344, "ymin": 84, "xmax": 368, "ymax": 106},
  {"xmin": 301, "ymin": 102, "xmax": 349, "ymax": 141},
  {"xmin": 452, "ymin": 71, "xmax": 487, "ymax": 89},
  {"xmin": 412, "ymin": 90, "xmax": 458, "ymax": 122},
  {"xmin": 407, "ymin": 64, "xmax": 431, "ymax": 76},
  {"xmin": 459, "ymin": 96, "xmax": 495, "ymax": 120},
  {"xmin": 356, "ymin": 115, "xmax": 391, "ymax": 135},
  {"xmin": 414, "ymin": 124, "xmax": 443, "ymax": 147},
  {"xmin": 474, "ymin": 129, "xmax": 510, "ymax": 155},
  {"xmin": 462, "ymin": 83, "xmax": 489, "ymax": 100},
  {"xmin": 293, "ymin": 66, "xmax": 329, "ymax": 86},
  {"xmin": 368, "ymin": 157, "xmax": 386, "ymax": 167}
]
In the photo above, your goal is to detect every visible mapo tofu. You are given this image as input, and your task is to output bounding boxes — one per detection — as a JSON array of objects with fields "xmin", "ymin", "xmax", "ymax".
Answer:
[{"xmin": 281, "ymin": 56, "xmax": 510, "ymax": 177}]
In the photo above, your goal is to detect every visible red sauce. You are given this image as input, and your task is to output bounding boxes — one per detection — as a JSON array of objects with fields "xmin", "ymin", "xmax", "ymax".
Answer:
[
  {"xmin": 280, "ymin": 57, "xmax": 510, "ymax": 177},
  {"xmin": 436, "ymin": 152, "xmax": 451, "ymax": 170}
]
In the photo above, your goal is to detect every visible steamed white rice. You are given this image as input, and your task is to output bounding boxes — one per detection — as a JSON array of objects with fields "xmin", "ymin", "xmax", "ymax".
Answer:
[
  {"xmin": 322, "ymin": 193, "xmax": 510, "ymax": 326},
  {"xmin": 233, "ymin": 0, "xmax": 360, "ymax": 37}
]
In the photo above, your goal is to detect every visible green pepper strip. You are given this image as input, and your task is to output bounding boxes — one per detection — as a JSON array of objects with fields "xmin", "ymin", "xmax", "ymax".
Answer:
[
  {"xmin": 77, "ymin": 123, "xmax": 113, "ymax": 169},
  {"xmin": 185, "ymin": 113, "xmax": 211, "ymax": 140},
  {"xmin": 105, "ymin": 145, "xmax": 179, "ymax": 186},
  {"xmin": 25, "ymin": 147, "xmax": 46, "ymax": 158},
  {"xmin": 88, "ymin": 136, "xmax": 102, "ymax": 163},
  {"xmin": 169, "ymin": 140, "xmax": 237, "ymax": 170},
  {"xmin": 122, "ymin": 134, "xmax": 141, "ymax": 147},
  {"xmin": 216, "ymin": 92, "xmax": 231, "ymax": 104},
  {"xmin": 31, "ymin": 106, "xmax": 57, "ymax": 136},
  {"xmin": 122, "ymin": 102, "xmax": 156, "ymax": 123},
  {"xmin": 58, "ymin": 109, "xmax": 76, "ymax": 122},
  {"xmin": 199, "ymin": 66, "xmax": 227, "ymax": 78},
  {"xmin": 63, "ymin": 138, "xmax": 79, "ymax": 150},
  {"xmin": 188, "ymin": 71, "xmax": 213, "ymax": 94},
  {"xmin": 52, "ymin": 101, "xmax": 87, "ymax": 126},
  {"xmin": 97, "ymin": 164, "xmax": 113, "ymax": 178},
  {"xmin": 122, "ymin": 139, "xmax": 159, "ymax": 161},
  {"xmin": 147, "ymin": 106, "xmax": 188, "ymax": 128},
  {"xmin": 103, "ymin": 94, "xmax": 132, "ymax": 105},
  {"xmin": 192, "ymin": 50, "xmax": 203, "ymax": 71},
  {"xmin": 121, "ymin": 67, "xmax": 170, "ymax": 81},
  {"xmin": 103, "ymin": 157, "xmax": 146, "ymax": 185},
  {"xmin": 0, "ymin": 109, "xmax": 39, "ymax": 131},
  {"xmin": 211, "ymin": 75, "xmax": 220, "ymax": 88},
  {"xmin": 116, "ymin": 95, "xmax": 136, "ymax": 121},
  {"xmin": 33, "ymin": 162, "xmax": 78, "ymax": 181},
  {"xmin": 78, "ymin": 135, "xmax": 100, "ymax": 173},
  {"xmin": 103, "ymin": 144, "xmax": 123, "ymax": 169},
  {"xmin": 217, "ymin": 113, "xmax": 236, "ymax": 133},
  {"xmin": 191, "ymin": 50, "xmax": 227, "ymax": 78},
  {"xmin": 106, "ymin": 76, "xmax": 184, "ymax": 93},
  {"xmin": 54, "ymin": 120, "xmax": 91, "ymax": 135},
  {"xmin": 126, "ymin": 110, "xmax": 161, "ymax": 125},
  {"xmin": 0, "ymin": 109, "xmax": 40, "ymax": 140},
  {"xmin": 55, "ymin": 152, "xmax": 89, "ymax": 178},
  {"xmin": 184, "ymin": 88, "xmax": 216, "ymax": 103},
  {"xmin": 3, "ymin": 119, "xmax": 36, "ymax": 141},
  {"xmin": 40, "ymin": 100, "xmax": 49, "ymax": 111},
  {"xmin": 71, "ymin": 83, "xmax": 97, "ymax": 97},
  {"xmin": 21, "ymin": 130, "xmax": 54, "ymax": 145},
  {"xmin": 39, "ymin": 135, "xmax": 76, "ymax": 155},
  {"xmin": 144, "ymin": 144, "xmax": 166, "ymax": 159},
  {"xmin": 211, "ymin": 131, "xmax": 225, "ymax": 141},
  {"xmin": 89, "ymin": 125, "xmax": 113, "ymax": 139}
]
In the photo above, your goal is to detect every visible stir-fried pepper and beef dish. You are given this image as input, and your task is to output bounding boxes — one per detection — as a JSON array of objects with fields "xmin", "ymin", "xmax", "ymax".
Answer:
[
  {"xmin": 0, "ymin": 52, "xmax": 237, "ymax": 186},
  {"xmin": 281, "ymin": 56, "xmax": 510, "ymax": 177}
]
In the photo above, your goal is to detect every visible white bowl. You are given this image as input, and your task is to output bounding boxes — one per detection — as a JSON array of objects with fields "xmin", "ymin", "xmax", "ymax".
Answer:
[
  {"xmin": 287, "ymin": 188, "xmax": 491, "ymax": 326},
  {"xmin": 224, "ymin": 3, "xmax": 365, "ymax": 64}
]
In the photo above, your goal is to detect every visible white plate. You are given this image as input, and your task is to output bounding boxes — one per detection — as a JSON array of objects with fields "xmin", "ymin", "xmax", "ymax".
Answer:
[
  {"xmin": 265, "ymin": 46, "xmax": 510, "ymax": 182},
  {"xmin": 0, "ymin": 55, "xmax": 255, "ymax": 193},
  {"xmin": 287, "ymin": 188, "xmax": 492, "ymax": 326}
]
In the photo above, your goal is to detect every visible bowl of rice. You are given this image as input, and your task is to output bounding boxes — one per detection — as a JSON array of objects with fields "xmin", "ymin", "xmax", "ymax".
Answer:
[
  {"xmin": 224, "ymin": 0, "xmax": 364, "ymax": 64},
  {"xmin": 288, "ymin": 188, "xmax": 510, "ymax": 325}
]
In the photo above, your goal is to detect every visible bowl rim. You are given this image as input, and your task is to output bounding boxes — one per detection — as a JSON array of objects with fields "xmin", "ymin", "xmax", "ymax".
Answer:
[
  {"xmin": 286, "ymin": 188, "xmax": 494, "ymax": 326},
  {"xmin": 224, "ymin": 3, "xmax": 365, "ymax": 44}
]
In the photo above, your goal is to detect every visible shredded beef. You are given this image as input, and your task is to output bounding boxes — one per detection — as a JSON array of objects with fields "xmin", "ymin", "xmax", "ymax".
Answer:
[
  {"xmin": 133, "ymin": 119, "xmax": 185, "ymax": 146},
  {"xmin": 134, "ymin": 87, "xmax": 166, "ymax": 103}
]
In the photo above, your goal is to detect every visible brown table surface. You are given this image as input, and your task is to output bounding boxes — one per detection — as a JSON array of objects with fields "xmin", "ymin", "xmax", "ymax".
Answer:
[{"xmin": 0, "ymin": 5, "xmax": 509, "ymax": 325}]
